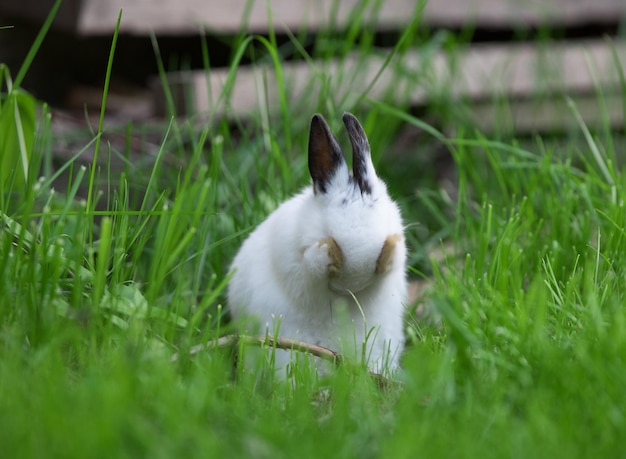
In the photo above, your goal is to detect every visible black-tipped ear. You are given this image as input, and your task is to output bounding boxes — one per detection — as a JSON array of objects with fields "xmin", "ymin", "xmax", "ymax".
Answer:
[
  {"xmin": 308, "ymin": 114, "xmax": 346, "ymax": 194},
  {"xmin": 342, "ymin": 113, "xmax": 373, "ymax": 195}
]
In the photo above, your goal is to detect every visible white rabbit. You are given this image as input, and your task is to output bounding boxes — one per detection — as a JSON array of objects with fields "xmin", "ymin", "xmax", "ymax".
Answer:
[{"xmin": 227, "ymin": 113, "xmax": 407, "ymax": 376}]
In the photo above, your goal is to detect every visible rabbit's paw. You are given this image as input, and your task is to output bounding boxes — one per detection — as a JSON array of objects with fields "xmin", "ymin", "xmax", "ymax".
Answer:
[
  {"xmin": 304, "ymin": 237, "xmax": 344, "ymax": 277},
  {"xmin": 320, "ymin": 237, "xmax": 344, "ymax": 277},
  {"xmin": 375, "ymin": 233, "xmax": 402, "ymax": 274}
]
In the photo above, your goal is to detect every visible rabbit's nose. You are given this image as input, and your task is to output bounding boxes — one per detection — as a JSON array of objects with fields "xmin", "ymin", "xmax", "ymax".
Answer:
[{"xmin": 328, "ymin": 272, "xmax": 375, "ymax": 296}]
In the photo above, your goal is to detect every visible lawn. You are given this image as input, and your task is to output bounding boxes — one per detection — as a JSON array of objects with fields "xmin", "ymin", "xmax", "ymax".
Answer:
[{"xmin": 1, "ymin": 2, "xmax": 626, "ymax": 458}]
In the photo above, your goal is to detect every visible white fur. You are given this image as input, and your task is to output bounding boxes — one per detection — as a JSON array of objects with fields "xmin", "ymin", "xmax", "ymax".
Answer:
[{"xmin": 227, "ymin": 119, "xmax": 407, "ymax": 376}]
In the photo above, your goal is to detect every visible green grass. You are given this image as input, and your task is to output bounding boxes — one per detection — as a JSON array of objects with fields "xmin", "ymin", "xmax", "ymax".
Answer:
[{"xmin": 2, "ymin": 2, "xmax": 626, "ymax": 457}]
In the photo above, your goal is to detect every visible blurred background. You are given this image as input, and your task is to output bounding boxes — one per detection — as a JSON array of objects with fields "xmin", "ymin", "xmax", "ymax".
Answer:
[
  {"xmin": 1, "ymin": 0, "xmax": 625, "ymax": 123},
  {"xmin": 1, "ymin": 0, "xmax": 625, "ymax": 212}
]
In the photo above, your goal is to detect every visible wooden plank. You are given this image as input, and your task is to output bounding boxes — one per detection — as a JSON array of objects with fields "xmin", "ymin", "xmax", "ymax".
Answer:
[
  {"xmin": 469, "ymin": 92, "xmax": 625, "ymax": 133},
  {"xmin": 154, "ymin": 39, "xmax": 626, "ymax": 132},
  {"xmin": 2, "ymin": 0, "xmax": 622, "ymax": 35},
  {"xmin": 423, "ymin": 0, "xmax": 626, "ymax": 28},
  {"xmin": 76, "ymin": 0, "xmax": 626, "ymax": 35}
]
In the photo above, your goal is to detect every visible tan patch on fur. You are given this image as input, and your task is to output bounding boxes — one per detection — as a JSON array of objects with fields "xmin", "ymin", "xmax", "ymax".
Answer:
[
  {"xmin": 376, "ymin": 234, "xmax": 402, "ymax": 274},
  {"xmin": 320, "ymin": 237, "xmax": 343, "ymax": 277}
]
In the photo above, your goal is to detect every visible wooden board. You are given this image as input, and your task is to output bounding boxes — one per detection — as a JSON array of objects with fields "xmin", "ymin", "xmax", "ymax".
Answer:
[
  {"xmin": 153, "ymin": 39, "xmax": 626, "ymax": 132},
  {"xmin": 76, "ymin": 0, "xmax": 626, "ymax": 34},
  {"xmin": 1, "ymin": 0, "xmax": 625, "ymax": 35},
  {"xmin": 469, "ymin": 92, "xmax": 625, "ymax": 133}
]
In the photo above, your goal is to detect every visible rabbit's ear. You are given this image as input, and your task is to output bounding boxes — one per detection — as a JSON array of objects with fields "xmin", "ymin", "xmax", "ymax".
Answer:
[
  {"xmin": 343, "ymin": 113, "xmax": 375, "ymax": 195},
  {"xmin": 309, "ymin": 114, "xmax": 347, "ymax": 194}
]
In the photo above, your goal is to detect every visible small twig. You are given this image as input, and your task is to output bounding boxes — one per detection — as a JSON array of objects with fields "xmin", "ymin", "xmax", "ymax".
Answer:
[
  {"xmin": 171, "ymin": 334, "xmax": 342, "ymax": 365},
  {"xmin": 171, "ymin": 334, "xmax": 402, "ymax": 391}
]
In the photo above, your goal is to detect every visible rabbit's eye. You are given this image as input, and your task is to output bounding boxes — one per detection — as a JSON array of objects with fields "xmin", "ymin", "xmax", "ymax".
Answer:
[{"xmin": 375, "ymin": 234, "xmax": 402, "ymax": 274}]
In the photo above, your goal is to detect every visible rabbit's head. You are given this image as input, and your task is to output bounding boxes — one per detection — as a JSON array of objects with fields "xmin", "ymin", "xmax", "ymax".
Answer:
[{"xmin": 307, "ymin": 113, "xmax": 405, "ymax": 295}]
